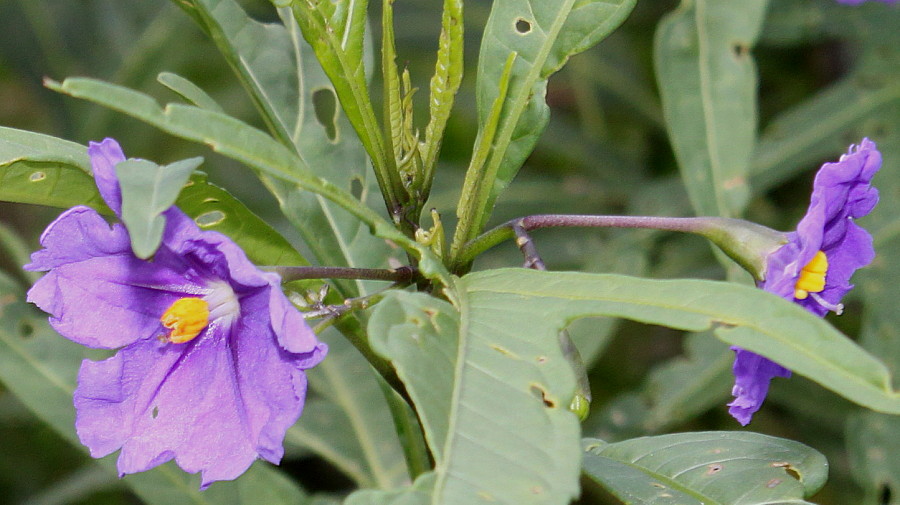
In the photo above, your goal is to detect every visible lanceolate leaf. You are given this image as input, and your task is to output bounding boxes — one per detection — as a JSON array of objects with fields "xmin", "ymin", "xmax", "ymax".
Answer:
[
  {"xmin": 0, "ymin": 127, "xmax": 103, "ymax": 210},
  {"xmin": 465, "ymin": 0, "xmax": 636, "ymax": 239},
  {"xmin": 0, "ymin": 127, "xmax": 309, "ymax": 268},
  {"xmin": 582, "ymin": 432, "xmax": 828, "ymax": 505},
  {"xmin": 366, "ymin": 268, "xmax": 898, "ymax": 504},
  {"xmin": 463, "ymin": 269, "xmax": 900, "ymax": 414},
  {"xmin": 284, "ymin": 0, "xmax": 404, "ymax": 211},
  {"xmin": 655, "ymin": 0, "xmax": 767, "ymax": 218}
]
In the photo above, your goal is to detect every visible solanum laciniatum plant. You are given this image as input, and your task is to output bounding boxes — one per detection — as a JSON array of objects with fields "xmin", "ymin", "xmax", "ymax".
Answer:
[{"xmin": 0, "ymin": 0, "xmax": 897, "ymax": 504}]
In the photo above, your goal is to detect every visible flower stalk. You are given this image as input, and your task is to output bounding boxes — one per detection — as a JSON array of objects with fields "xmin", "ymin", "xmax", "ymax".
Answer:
[{"xmin": 458, "ymin": 214, "xmax": 785, "ymax": 280}]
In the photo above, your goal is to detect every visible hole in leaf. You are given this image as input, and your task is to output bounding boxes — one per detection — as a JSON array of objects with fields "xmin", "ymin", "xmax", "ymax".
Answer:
[
  {"xmin": 772, "ymin": 461, "xmax": 801, "ymax": 480},
  {"xmin": 195, "ymin": 210, "xmax": 226, "ymax": 228},
  {"xmin": 151, "ymin": 406, "xmax": 159, "ymax": 419},
  {"xmin": 19, "ymin": 321, "xmax": 34, "ymax": 338},
  {"xmin": 312, "ymin": 87, "xmax": 338, "ymax": 141},
  {"xmin": 29, "ymin": 171, "xmax": 46, "ymax": 182},
  {"xmin": 350, "ymin": 176, "xmax": 364, "ymax": 201},
  {"xmin": 732, "ymin": 42, "xmax": 749, "ymax": 59},
  {"xmin": 766, "ymin": 478, "xmax": 782, "ymax": 488},
  {"xmin": 529, "ymin": 384, "xmax": 556, "ymax": 408},
  {"xmin": 705, "ymin": 464, "xmax": 723, "ymax": 475},
  {"xmin": 536, "ymin": 355, "xmax": 547, "ymax": 363},
  {"xmin": 515, "ymin": 18, "xmax": 531, "ymax": 34}
]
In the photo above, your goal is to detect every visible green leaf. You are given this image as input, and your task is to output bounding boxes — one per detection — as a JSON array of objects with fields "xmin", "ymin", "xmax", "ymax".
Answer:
[
  {"xmin": 272, "ymin": 5, "xmax": 394, "ymax": 296},
  {"xmin": 461, "ymin": 269, "xmax": 900, "ymax": 415},
  {"xmin": 287, "ymin": 331, "xmax": 408, "ymax": 490},
  {"xmin": 846, "ymin": 412, "xmax": 900, "ymax": 505},
  {"xmin": 46, "ymin": 77, "xmax": 450, "ymax": 285},
  {"xmin": 0, "ymin": 127, "xmax": 103, "ymax": 210},
  {"xmin": 419, "ymin": 0, "xmax": 464, "ymax": 198},
  {"xmin": 368, "ymin": 290, "xmax": 582, "ymax": 505},
  {"xmin": 0, "ymin": 126, "xmax": 310, "ymax": 269},
  {"xmin": 654, "ymin": 0, "xmax": 767, "ymax": 218},
  {"xmin": 174, "ymin": 0, "xmax": 300, "ymax": 147},
  {"xmin": 0, "ymin": 291, "xmax": 308, "ymax": 505},
  {"xmin": 582, "ymin": 432, "xmax": 828, "ymax": 505},
  {"xmin": 157, "ymin": 72, "xmax": 225, "ymax": 113},
  {"xmin": 116, "ymin": 157, "xmax": 203, "ymax": 259},
  {"xmin": 178, "ymin": 173, "xmax": 310, "ymax": 267},
  {"xmin": 170, "ymin": 0, "xmax": 394, "ymax": 295},
  {"xmin": 283, "ymin": 0, "xmax": 404, "ymax": 211},
  {"xmin": 467, "ymin": 0, "xmax": 636, "ymax": 236},
  {"xmin": 366, "ymin": 267, "xmax": 898, "ymax": 503}
]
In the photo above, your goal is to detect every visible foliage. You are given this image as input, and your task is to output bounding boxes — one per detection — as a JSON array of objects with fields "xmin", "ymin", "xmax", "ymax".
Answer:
[{"xmin": 0, "ymin": 0, "xmax": 898, "ymax": 504}]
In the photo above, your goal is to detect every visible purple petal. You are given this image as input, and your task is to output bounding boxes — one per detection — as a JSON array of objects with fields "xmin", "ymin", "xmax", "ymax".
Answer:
[
  {"xmin": 26, "ymin": 207, "xmax": 202, "ymax": 349},
  {"xmin": 75, "ymin": 290, "xmax": 314, "ymax": 489},
  {"xmin": 88, "ymin": 139, "xmax": 126, "ymax": 216},
  {"xmin": 727, "ymin": 348, "xmax": 791, "ymax": 426},
  {"xmin": 25, "ymin": 206, "xmax": 131, "ymax": 272}
]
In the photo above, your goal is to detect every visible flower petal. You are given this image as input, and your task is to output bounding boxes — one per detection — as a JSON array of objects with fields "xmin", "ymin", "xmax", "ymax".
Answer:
[
  {"xmin": 727, "ymin": 347, "xmax": 791, "ymax": 426},
  {"xmin": 88, "ymin": 138, "xmax": 126, "ymax": 216},
  {"xmin": 75, "ymin": 291, "xmax": 315, "ymax": 489},
  {"xmin": 26, "ymin": 207, "xmax": 206, "ymax": 349}
]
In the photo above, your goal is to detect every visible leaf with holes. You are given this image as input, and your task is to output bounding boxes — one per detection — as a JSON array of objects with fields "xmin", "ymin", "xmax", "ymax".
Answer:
[
  {"xmin": 465, "ymin": 0, "xmax": 636, "ymax": 239},
  {"xmin": 655, "ymin": 0, "xmax": 767, "ymax": 219},
  {"xmin": 282, "ymin": 0, "xmax": 402, "ymax": 209},
  {"xmin": 272, "ymin": 5, "xmax": 395, "ymax": 297},
  {"xmin": 116, "ymin": 157, "xmax": 202, "ymax": 259},
  {"xmin": 0, "ymin": 127, "xmax": 104, "ymax": 210},
  {"xmin": 44, "ymin": 77, "xmax": 434, "ymax": 276},
  {"xmin": 0, "ymin": 287, "xmax": 309, "ymax": 504},
  {"xmin": 582, "ymin": 432, "xmax": 828, "ymax": 505},
  {"xmin": 363, "ymin": 267, "xmax": 898, "ymax": 504},
  {"xmin": 0, "ymin": 126, "xmax": 310, "ymax": 268}
]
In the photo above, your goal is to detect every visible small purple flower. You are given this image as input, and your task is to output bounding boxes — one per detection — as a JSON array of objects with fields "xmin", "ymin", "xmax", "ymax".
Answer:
[
  {"xmin": 728, "ymin": 139, "xmax": 880, "ymax": 425},
  {"xmin": 26, "ymin": 138, "xmax": 326, "ymax": 488}
]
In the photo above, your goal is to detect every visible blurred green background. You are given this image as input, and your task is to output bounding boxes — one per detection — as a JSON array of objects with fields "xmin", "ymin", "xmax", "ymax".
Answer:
[{"xmin": 1, "ymin": 0, "xmax": 897, "ymax": 504}]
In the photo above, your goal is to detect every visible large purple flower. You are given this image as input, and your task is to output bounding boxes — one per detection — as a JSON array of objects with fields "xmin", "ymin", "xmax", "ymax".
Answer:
[
  {"xmin": 26, "ymin": 138, "xmax": 326, "ymax": 488},
  {"xmin": 728, "ymin": 139, "xmax": 880, "ymax": 425}
]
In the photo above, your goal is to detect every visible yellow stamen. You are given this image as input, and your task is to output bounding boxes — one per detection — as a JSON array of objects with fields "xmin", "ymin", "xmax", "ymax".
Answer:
[
  {"xmin": 793, "ymin": 251, "xmax": 828, "ymax": 300},
  {"xmin": 160, "ymin": 297, "xmax": 209, "ymax": 344}
]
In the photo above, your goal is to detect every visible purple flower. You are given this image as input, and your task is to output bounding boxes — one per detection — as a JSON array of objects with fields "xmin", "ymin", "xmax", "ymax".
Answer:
[
  {"xmin": 26, "ymin": 138, "xmax": 326, "ymax": 488},
  {"xmin": 728, "ymin": 139, "xmax": 880, "ymax": 425}
]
